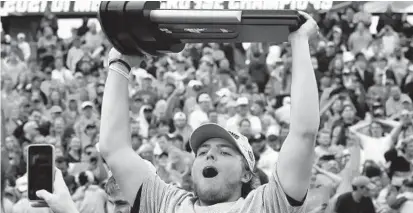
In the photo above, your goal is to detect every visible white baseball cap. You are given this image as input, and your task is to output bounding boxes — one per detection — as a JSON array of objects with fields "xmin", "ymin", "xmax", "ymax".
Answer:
[
  {"xmin": 236, "ymin": 97, "xmax": 249, "ymax": 106},
  {"xmin": 15, "ymin": 174, "xmax": 28, "ymax": 192},
  {"xmin": 216, "ymin": 88, "xmax": 231, "ymax": 97},
  {"xmin": 17, "ymin": 33, "xmax": 25, "ymax": 39},
  {"xmin": 50, "ymin": 105, "xmax": 63, "ymax": 113},
  {"xmin": 188, "ymin": 80, "xmax": 202, "ymax": 88},
  {"xmin": 198, "ymin": 93, "xmax": 211, "ymax": 103},
  {"xmin": 81, "ymin": 101, "xmax": 94, "ymax": 109},
  {"xmin": 190, "ymin": 123, "xmax": 255, "ymax": 172},
  {"xmin": 173, "ymin": 112, "xmax": 187, "ymax": 120}
]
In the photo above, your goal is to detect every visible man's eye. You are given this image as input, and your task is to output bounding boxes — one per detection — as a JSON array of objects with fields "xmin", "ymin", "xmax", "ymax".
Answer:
[
  {"xmin": 221, "ymin": 151, "xmax": 231, "ymax": 156},
  {"xmin": 198, "ymin": 151, "xmax": 206, "ymax": 156}
]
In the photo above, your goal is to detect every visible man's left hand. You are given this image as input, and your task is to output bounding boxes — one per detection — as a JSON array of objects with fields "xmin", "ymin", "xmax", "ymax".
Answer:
[{"xmin": 289, "ymin": 11, "xmax": 319, "ymax": 41}]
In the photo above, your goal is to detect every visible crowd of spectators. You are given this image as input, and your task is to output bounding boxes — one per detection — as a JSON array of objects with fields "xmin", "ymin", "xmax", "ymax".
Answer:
[{"xmin": 1, "ymin": 3, "xmax": 413, "ymax": 213}]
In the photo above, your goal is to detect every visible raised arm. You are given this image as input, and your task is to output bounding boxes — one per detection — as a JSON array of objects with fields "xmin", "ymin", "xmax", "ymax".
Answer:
[
  {"xmin": 98, "ymin": 49, "xmax": 155, "ymax": 204},
  {"xmin": 376, "ymin": 119, "xmax": 403, "ymax": 144},
  {"xmin": 276, "ymin": 12, "xmax": 320, "ymax": 202},
  {"xmin": 335, "ymin": 138, "xmax": 361, "ymax": 195}
]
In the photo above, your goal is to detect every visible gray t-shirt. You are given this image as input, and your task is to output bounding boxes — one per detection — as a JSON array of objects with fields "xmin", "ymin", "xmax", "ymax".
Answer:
[{"xmin": 133, "ymin": 167, "xmax": 307, "ymax": 213}]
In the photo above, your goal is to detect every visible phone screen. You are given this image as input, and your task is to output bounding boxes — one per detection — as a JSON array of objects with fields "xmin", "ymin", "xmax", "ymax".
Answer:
[{"xmin": 28, "ymin": 145, "xmax": 54, "ymax": 200}]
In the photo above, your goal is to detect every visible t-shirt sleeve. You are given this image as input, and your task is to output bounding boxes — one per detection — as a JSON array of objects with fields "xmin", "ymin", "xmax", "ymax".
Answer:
[
  {"xmin": 130, "ymin": 174, "xmax": 189, "ymax": 213},
  {"xmin": 334, "ymin": 194, "xmax": 346, "ymax": 213},
  {"xmin": 384, "ymin": 148, "xmax": 398, "ymax": 162},
  {"xmin": 242, "ymin": 165, "xmax": 307, "ymax": 213}
]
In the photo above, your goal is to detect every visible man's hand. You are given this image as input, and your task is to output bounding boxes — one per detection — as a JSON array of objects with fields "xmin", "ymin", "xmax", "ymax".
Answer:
[
  {"xmin": 108, "ymin": 48, "xmax": 145, "ymax": 68},
  {"xmin": 32, "ymin": 168, "xmax": 78, "ymax": 213},
  {"xmin": 289, "ymin": 11, "xmax": 319, "ymax": 41}
]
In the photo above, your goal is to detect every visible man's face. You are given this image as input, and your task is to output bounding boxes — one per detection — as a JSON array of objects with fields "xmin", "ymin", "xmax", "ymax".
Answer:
[
  {"xmin": 250, "ymin": 139, "xmax": 266, "ymax": 154},
  {"xmin": 139, "ymin": 151, "xmax": 154, "ymax": 163},
  {"xmin": 318, "ymin": 132, "xmax": 331, "ymax": 146},
  {"xmin": 199, "ymin": 59, "xmax": 214, "ymax": 72},
  {"xmin": 239, "ymin": 121, "xmax": 251, "ymax": 136},
  {"xmin": 208, "ymin": 112, "xmax": 218, "ymax": 123},
  {"xmin": 31, "ymin": 98, "xmax": 43, "ymax": 110},
  {"xmin": 390, "ymin": 86, "xmax": 401, "ymax": 100},
  {"xmin": 142, "ymin": 78, "xmax": 152, "ymax": 90},
  {"xmin": 321, "ymin": 160, "xmax": 340, "ymax": 174},
  {"xmin": 131, "ymin": 136, "xmax": 142, "ymax": 151},
  {"xmin": 69, "ymin": 138, "xmax": 81, "ymax": 150},
  {"xmin": 370, "ymin": 122, "xmax": 383, "ymax": 138},
  {"xmin": 405, "ymin": 141, "xmax": 413, "ymax": 156},
  {"xmin": 55, "ymin": 160, "xmax": 68, "ymax": 173},
  {"xmin": 85, "ymin": 126, "xmax": 97, "ymax": 137},
  {"xmin": 54, "ymin": 119, "xmax": 65, "ymax": 133},
  {"xmin": 171, "ymin": 139, "xmax": 183, "ymax": 150},
  {"xmin": 108, "ymin": 192, "xmax": 130, "ymax": 213},
  {"xmin": 219, "ymin": 59, "xmax": 230, "ymax": 70},
  {"xmin": 192, "ymin": 138, "xmax": 246, "ymax": 204},
  {"xmin": 237, "ymin": 105, "xmax": 249, "ymax": 116},
  {"xmin": 174, "ymin": 118, "xmax": 186, "ymax": 128},
  {"xmin": 342, "ymin": 106, "xmax": 355, "ymax": 121},
  {"xmin": 250, "ymin": 103, "xmax": 263, "ymax": 116},
  {"xmin": 83, "ymin": 107, "xmax": 93, "ymax": 117},
  {"xmin": 30, "ymin": 111, "xmax": 42, "ymax": 123},
  {"xmin": 360, "ymin": 186, "xmax": 372, "ymax": 197},
  {"xmin": 199, "ymin": 100, "xmax": 211, "ymax": 112}
]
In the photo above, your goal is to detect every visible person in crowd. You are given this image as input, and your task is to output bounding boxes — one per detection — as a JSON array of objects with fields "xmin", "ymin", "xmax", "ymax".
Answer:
[
  {"xmin": 16, "ymin": 33, "xmax": 31, "ymax": 62},
  {"xmin": 188, "ymin": 93, "xmax": 211, "ymax": 130},
  {"xmin": 348, "ymin": 22, "xmax": 373, "ymax": 54},
  {"xmin": 105, "ymin": 176, "xmax": 131, "ymax": 213},
  {"xmin": 335, "ymin": 176, "xmax": 376, "ymax": 213},
  {"xmin": 226, "ymin": 97, "xmax": 262, "ymax": 135},
  {"xmin": 248, "ymin": 133, "xmax": 279, "ymax": 178}
]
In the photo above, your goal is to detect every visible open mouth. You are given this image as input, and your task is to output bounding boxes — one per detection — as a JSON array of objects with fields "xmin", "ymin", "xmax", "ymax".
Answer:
[{"xmin": 202, "ymin": 166, "xmax": 219, "ymax": 178}]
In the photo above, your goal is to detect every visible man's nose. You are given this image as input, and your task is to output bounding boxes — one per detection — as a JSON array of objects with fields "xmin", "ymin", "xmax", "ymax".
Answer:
[{"xmin": 206, "ymin": 149, "xmax": 216, "ymax": 161}]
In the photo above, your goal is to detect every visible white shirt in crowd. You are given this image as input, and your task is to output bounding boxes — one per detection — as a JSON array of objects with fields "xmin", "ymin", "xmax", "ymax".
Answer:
[
  {"xmin": 84, "ymin": 31, "xmax": 103, "ymax": 51},
  {"xmin": 52, "ymin": 67, "xmax": 74, "ymax": 84},
  {"xmin": 358, "ymin": 134, "xmax": 393, "ymax": 166},
  {"xmin": 18, "ymin": 41, "xmax": 31, "ymax": 61},
  {"xmin": 275, "ymin": 104, "xmax": 291, "ymax": 124},
  {"xmin": 257, "ymin": 145, "xmax": 279, "ymax": 178},
  {"xmin": 66, "ymin": 46, "xmax": 84, "ymax": 71},
  {"xmin": 396, "ymin": 192, "xmax": 413, "ymax": 213},
  {"xmin": 226, "ymin": 114, "xmax": 262, "ymax": 135},
  {"xmin": 382, "ymin": 34, "xmax": 400, "ymax": 56},
  {"xmin": 188, "ymin": 109, "xmax": 209, "ymax": 130}
]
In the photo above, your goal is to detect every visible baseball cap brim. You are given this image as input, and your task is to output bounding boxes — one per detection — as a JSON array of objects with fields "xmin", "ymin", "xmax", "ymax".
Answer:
[{"xmin": 190, "ymin": 123, "xmax": 240, "ymax": 155}]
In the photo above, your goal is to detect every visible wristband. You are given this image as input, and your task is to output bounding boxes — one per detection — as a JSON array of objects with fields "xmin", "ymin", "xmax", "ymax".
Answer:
[
  {"xmin": 109, "ymin": 59, "xmax": 131, "ymax": 72},
  {"xmin": 110, "ymin": 63, "xmax": 131, "ymax": 80}
]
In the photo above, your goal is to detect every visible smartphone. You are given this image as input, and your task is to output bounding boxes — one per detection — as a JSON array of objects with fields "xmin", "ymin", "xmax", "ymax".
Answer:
[{"xmin": 27, "ymin": 144, "xmax": 55, "ymax": 202}]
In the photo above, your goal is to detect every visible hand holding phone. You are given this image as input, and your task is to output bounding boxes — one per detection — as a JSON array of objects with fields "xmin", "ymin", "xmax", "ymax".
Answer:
[
  {"xmin": 32, "ymin": 168, "xmax": 79, "ymax": 213},
  {"xmin": 28, "ymin": 144, "xmax": 54, "ymax": 206}
]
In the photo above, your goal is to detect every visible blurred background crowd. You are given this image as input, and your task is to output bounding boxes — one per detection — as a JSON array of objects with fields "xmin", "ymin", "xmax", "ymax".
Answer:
[{"xmin": 1, "ymin": 1, "xmax": 413, "ymax": 213}]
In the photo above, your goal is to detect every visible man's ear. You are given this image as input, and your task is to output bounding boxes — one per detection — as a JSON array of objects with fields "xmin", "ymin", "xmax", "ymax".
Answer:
[{"xmin": 241, "ymin": 171, "xmax": 253, "ymax": 184}]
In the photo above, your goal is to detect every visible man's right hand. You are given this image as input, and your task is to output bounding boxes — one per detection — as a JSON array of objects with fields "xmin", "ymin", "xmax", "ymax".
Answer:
[{"xmin": 108, "ymin": 48, "xmax": 145, "ymax": 68}]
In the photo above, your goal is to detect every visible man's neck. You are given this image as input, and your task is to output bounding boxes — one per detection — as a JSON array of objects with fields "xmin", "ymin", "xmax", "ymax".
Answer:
[
  {"xmin": 198, "ymin": 197, "xmax": 240, "ymax": 207},
  {"xmin": 24, "ymin": 133, "xmax": 32, "ymax": 140},
  {"xmin": 176, "ymin": 126, "xmax": 185, "ymax": 131},
  {"xmin": 69, "ymin": 149, "xmax": 79, "ymax": 156},
  {"xmin": 239, "ymin": 113, "xmax": 248, "ymax": 118},
  {"xmin": 351, "ymin": 192, "xmax": 362, "ymax": 203},
  {"xmin": 259, "ymin": 144, "xmax": 268, "ymax": 154},
  {"xmin": 318, "ymin": 144, "xmax": 329, "ymax": 149}
]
